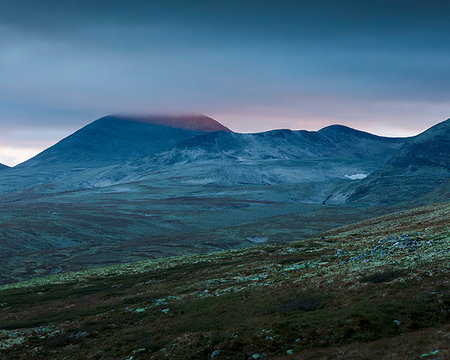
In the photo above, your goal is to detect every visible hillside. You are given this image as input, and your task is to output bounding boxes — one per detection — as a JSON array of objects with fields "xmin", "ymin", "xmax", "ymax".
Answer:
[
  {"xmin": 153, "ymin": 125, "xmax": 405, "ymax": 163},
  {"xmin": 90, "ymin": 125, "xmax": 406, "ymax": 187},
  {"xmin": 0, "ymin": 202, "xmax": 448, "ymax": 359},
  {"xmin": 0, "ymin": 163, "xmax": 9, "ymax": 170},
  {"xmin": 0, "ymin": 115, "xmax": 230, "ymax": 194},
  {"xmin": 327, "ymin": 119, "xmax": 450, "ymax": 205}
]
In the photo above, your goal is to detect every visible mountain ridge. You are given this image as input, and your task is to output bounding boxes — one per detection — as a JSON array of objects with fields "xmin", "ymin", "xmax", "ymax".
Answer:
[
  {"xmin": 153, "ymin": 126, "xmax": 407, "ymax": 163},
  {"xmin": 327, "ymin": 118, "xmax": 450, "ymax": 204}
]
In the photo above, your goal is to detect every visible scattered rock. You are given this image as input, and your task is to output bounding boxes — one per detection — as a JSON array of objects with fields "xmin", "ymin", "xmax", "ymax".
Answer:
[
  {"xmin": 210, "ymin": 349, "xmax": 221, "ymax": 358},
  {"xmin": 420, "ymin": 349, "xmax": 440, "ymax": 358}
]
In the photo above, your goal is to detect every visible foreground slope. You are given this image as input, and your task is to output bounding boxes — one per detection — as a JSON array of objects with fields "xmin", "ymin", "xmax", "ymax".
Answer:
[{"xmin": 1, "ymin": 202, "xmax": 448, "ymax": 359}]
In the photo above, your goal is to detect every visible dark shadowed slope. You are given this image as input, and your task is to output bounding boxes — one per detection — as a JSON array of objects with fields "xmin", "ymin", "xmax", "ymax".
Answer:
[
  {"xmin": 414, "ymin": 179, "xmax": 450, "ymax": 205},
  {"xmin": 317, "ymin": 124, "xmax": 407, "ymax": 160},
  {"xmin": 333, "ymin": 118, "xmax": 450, "ymax": 204},
  {"xmin": 0, "ymin": 163, "xmax": 9, "ymax": 170},
  {"xmin": 16, "ymin": 115, "xmax": 230, "ymax": 168}
]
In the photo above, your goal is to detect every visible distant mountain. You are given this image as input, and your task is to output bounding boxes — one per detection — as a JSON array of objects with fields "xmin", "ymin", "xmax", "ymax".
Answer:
[
  {"xmin": 90, "ymin": 125, "xmax": 407, "ymax": 189},
  {"xmin": 149, "ymin": 125, "xmax": 406, "ymax": 164},
  {"xmin": 0, "ymin": 163, "xmax": 9, "ymax": 170},
  {"xmin": 328, "ymin": 119, "xmax": 450, "ymax": 204},
  {"xmin": 17, "ymin": 115, "xmax": 229, "ymax": 168}
]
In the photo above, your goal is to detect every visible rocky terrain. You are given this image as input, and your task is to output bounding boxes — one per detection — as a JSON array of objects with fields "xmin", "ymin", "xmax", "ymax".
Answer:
[{"xmin": 0, "ymin": 202, "xmax": 448, "ymax": 359}]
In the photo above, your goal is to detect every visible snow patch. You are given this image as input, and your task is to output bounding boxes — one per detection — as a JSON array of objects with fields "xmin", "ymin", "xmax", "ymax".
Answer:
[
  {"xmin": 246, "ymin": 237, "xmax": 269, "ymax": 244},
  {"xmin": 345, "ymin": 173, "xmax": 367, "ymax": 180}
]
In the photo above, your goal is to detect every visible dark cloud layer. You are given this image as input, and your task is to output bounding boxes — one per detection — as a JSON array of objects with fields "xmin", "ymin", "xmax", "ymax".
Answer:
[{"xmin": 0, "ymin": 0, "xmax": 449, "ymax": 165}]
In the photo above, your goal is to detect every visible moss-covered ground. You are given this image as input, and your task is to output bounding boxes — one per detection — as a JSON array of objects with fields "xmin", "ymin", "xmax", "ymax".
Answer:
[{"xmin": 0, "ymin": 202, "xmax": 448, "ymax": 359}]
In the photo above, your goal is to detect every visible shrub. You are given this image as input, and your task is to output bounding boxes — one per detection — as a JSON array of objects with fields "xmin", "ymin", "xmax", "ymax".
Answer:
[{"xmin": 360, "ymin": 269, "xmax": 405, "ymax": 283}]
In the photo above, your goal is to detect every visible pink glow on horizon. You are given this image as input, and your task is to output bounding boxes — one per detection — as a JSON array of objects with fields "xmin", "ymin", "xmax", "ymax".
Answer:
[
  {"xmin": 0, "ymin": 112, "xmax": 447, "ymax": 167},
  {"xmin": 212, "ymin": 113, "xmax": 433, "ymax": 138}
]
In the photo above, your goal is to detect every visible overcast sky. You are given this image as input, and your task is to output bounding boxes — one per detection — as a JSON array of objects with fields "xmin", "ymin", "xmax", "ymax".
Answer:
[{"xmin": 0, "ymin": 0, "xmax": 449, "ymax": 165}]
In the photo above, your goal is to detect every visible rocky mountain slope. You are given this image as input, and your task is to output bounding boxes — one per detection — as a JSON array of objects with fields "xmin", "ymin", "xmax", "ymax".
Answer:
[
  {"xmin": 159, "ymin": 125, "xmax": 406, "ymax": 162},
  {"xmin": 0, "ymin": 202, "xmax": 448, "ymax": 359},
  {"xmin": 326, "ymin": 119, "xmax": 450, "ymax": 205},
  {"xmin": 90, "ymin": 125, "xmax": 406, "ymax": 188},
  {"xmin": 0, "ymin": 115, "xmax": 230, "ymax": 194}
]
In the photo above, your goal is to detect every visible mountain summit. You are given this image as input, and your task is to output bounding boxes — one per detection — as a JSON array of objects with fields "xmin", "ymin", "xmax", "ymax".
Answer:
[
  {"xmin": 115, "ymin": 114, "xmax": 233, "ymax": 132},
  {"xmin": 17, "ymin": 115, "xmax": 231, "ymax": 168}
]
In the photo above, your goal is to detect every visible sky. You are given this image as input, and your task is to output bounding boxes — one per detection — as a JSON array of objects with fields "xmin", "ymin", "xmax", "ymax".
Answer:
[{"xmin": 0, "ymin": 0, "xmax": 449, "ymax": 166}]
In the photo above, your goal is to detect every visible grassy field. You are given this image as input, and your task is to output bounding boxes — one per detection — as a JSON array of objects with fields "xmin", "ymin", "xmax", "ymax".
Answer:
[{"xmin": 0, "ymin": 202, "xmax": 448, "ymax": 359}]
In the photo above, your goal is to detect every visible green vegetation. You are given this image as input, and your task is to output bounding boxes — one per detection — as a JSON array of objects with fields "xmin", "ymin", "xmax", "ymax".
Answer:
[{"xmin": 0, "ymin": 202, "xmax": 448, "ymax": 359}]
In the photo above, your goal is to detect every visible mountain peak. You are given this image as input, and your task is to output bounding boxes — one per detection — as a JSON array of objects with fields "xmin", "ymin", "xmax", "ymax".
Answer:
[
  {"xmin": 107, "ymin": 114, "xmax": 233, "ymax": 133},
  {"xmin": 318, "ymin": 124, "xmax": 382, "ymax": 139},
  {"xmin": 16, "ymin": 114, "xmax": 231, "ymax": 168}
]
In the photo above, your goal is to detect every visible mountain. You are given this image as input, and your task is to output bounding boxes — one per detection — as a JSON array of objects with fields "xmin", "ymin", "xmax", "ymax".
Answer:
[
  {"xmin": 0, "ymin": 163, "xmax": 9, "ymax": 170},
  {"xmin": 17, "ymin": 115, "xmax": 229, "ymax": 168},
  {"xmin": 0, "ymin": 115, "xmax": 230, "ymax": 194},
  {"xmin": 0, "ymin": 117, "xmax": 446, "ymax": 288},
  {"xmin": 157, "ymin": 125, "xmax": 406, "ymax": 163},
  {"xmin": 90, "ymin": 125, "xmax": 407, "ymax": 188},
  {"xmin": 327, "ymin": 118, "xmax": 450, "ymax": 204}
]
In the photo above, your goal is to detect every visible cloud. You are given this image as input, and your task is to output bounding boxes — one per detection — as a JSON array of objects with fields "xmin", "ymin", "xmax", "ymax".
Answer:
[{"xmin": 0, "ymin": 0, "xmax": 449, "ymax": 165}]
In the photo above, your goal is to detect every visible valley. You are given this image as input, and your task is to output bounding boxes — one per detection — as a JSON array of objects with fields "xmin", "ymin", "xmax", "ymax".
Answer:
[{"xmin": 0, "ymin": 116, "xmax": 448, "ymax": 285}]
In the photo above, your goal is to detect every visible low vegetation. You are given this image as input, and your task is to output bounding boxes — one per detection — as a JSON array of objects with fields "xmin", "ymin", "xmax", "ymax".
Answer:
[{"xmin": 0, "ymin": 202, "xmax": 448, "ymax": 359}]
